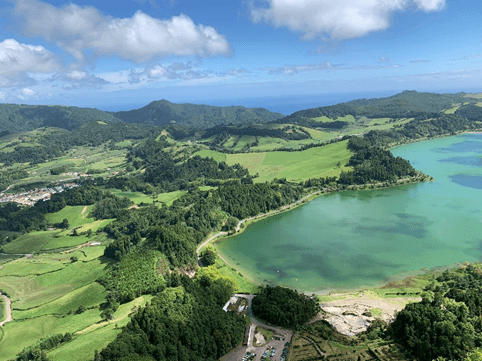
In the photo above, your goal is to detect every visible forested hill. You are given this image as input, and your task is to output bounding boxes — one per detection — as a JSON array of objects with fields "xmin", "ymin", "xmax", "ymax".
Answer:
[
  {"xmin": 0, "ymin": 104, "xmax": 122, "ymax": 133},
  {"xmin": 275, "ymin": 91, "xmax": 472, "ymax": 125},
  {"xmin": 113, "ymin": 99, "xmax": 284, "ymax": 129}
]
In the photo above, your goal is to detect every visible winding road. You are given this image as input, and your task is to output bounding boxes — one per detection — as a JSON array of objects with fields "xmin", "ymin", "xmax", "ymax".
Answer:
[
  {"xmin": 196, "ymin": 190, "xmax": 322, "ymax": 256},
  {"xmin": 0, "ymin": 293, "xmax": 12, "ymax": 327}
]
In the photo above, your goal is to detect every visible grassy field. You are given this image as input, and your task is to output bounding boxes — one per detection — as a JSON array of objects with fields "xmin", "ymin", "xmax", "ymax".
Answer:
[
  {"xmin": 1, "ymin": 231, "xmax": 57, "ymax": 254},
  {"xmin": 48, "ymin": 295, "xmax": 153, "ymax": 361},
  {"xmin": 0, "ymin": 258, "xmax": 108, "ymax": 310},
  {"xmin": 0, "ymin": 309, "xmax": 103, "ymax": 361},
  {"xmin": 212, "ymin": 250, "xmax": 258, "ymax": 294},
  {"xmin": 239, "ymin": 141, "xmax": 351, "ymax": 182},
  {"xmin": 445, "ymin": 104, "xmax": 461, "ymax": 114},
  {"xmin": 194, "ymin": 140, "xmax": 352, "ymax": 183},
  {"xmin": 14, "ymin": 282, "xmax": 106, "ymax": 320},
  {"xmin": 109, "ymin": 189, "xmax": 187, "ymax": 207},
  {"xmin": 312, "ymin": 115, "xmax": 356, "ymax": 123},
  {"xmin": 45, "ymin": 205, "xmax": 94, "ymax": 228}
]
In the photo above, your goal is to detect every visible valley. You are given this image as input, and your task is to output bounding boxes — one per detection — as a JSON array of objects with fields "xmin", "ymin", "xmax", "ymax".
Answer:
[{"xmin": 0, "ymin": 91, "xmax": 481, "ymax": 361}]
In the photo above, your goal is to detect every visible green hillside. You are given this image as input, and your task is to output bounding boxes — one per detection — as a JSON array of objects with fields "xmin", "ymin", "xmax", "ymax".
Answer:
[
  {"xmin": 0, "ymin": 104, "xmax": 121, "ymax": 133},
  {"xmin": 113, "ymin": 99, "xmax": 284, "ymax": 129}
]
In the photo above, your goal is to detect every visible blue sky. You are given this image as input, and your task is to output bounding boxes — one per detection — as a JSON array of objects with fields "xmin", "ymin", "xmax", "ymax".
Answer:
[{"xmin": 0, "ymin": 0, "xmax": 481, "ymax": 113}]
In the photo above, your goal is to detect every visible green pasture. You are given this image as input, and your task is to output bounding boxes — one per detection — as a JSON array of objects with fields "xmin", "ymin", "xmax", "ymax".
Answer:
[
  {"xmin": 0, "ymin": 258, "xmax": 108, "ymax": 310},
  {"xmin": 42, "ymin": 234, "xmax": 91, "ymax": 250},
  {"xmin": 0, "ymin": 308, "xmax": 102, "ymax": 361},
  {"xmin": 67, "ymin": 246, "xmax": 106, "ymax": 262},
  {"xmin": 224, "ymin": 140, "xmax": 352, "ymax": 182},
  {"xmin": 192, "ymin": 150, "xmax": 227, "ymax": 163},
  {"xmin": 75, "ymin": 219, "xmax": 113, "ymax": 234},
  {"xmin": 301, "ymin": 127, "xmax": 336, "ymax": 141},
  {"xmin": 108, "ymin": 189, "xmax": 187, "ymax": 207},
  {"xmin": 367, "ymin": 118, "xmax": 391, "ymax": 125},
  {"xmin": 0, "ymin": 258, "xmax": 65, "ymax": 277},
  {"xmin": 14, "ymin": 282, "xmax": 106, "ymax": 320},
  {"xmin": 445, "ymin": 105, "xmax": 461, "ymax": 114},
  {"xmin": 45, "ymin": 205, "xmax": 94, "ymax": 228},
  {"xmin": 48, "ymin": 295, "xmax": 153, "ymax": 361},
  {"xmin": 476, "ymin": 102, "xmax": 482, "ymax": 107},
  {"xmin": 1, "ymin": 231, "xmax": 57, "ymax": 254},
  {"xmin": 312, "ymin": 115, "xmax": 356, "ymax": 123}
]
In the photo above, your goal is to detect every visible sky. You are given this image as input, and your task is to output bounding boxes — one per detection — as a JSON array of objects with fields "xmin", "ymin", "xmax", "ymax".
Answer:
[{"xmin": 0, "ymin": 0, "xmax": 481, "ymax": 113}]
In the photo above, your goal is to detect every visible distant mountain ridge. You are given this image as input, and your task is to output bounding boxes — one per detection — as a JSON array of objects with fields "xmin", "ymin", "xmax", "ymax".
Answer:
[
  {"xmin": 112, "ymin": 99, "xmax": 284, "ymax": 129},
  {"xmin": 275, "ymin": 91, "xmax": 473, "ymax": 126},
  {"xmin": 0, "ymin": 104, "xmax": 122, "ymax": 133},
  {"xmin": 0, "ymin": 100, "xmax": 283, "ymax": 133},
  {"xmin": 0, "ymin": 91, "xmax": 479, "ymax": 134}
]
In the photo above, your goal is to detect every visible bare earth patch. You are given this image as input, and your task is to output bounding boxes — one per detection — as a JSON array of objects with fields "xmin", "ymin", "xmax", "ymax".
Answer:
[{"xmin": 317, "ymin": 292, "xmax": 421, "ymax": 336}]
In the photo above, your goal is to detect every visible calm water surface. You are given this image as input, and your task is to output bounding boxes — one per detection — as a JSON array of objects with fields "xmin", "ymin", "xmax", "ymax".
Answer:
[{"xmin": 216, "ymin": 134, "xmax": 482, "ymax": 292}]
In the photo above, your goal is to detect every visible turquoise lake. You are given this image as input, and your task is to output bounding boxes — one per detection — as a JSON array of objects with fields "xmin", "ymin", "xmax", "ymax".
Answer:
[{"xmin": 215, "ymin": 134, "xmax": 482, "ymax": 293}]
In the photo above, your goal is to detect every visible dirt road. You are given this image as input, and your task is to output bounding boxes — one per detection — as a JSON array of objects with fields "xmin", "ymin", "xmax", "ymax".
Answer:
[{"xmin": 0, "ymin": 293, "xmax": 12, "ymax": 327}]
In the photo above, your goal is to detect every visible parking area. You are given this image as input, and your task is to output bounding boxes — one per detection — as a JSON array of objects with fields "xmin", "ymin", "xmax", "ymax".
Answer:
[{"xmin": 221, "ymin": 331, "xmax": 293, "ymax": 361}]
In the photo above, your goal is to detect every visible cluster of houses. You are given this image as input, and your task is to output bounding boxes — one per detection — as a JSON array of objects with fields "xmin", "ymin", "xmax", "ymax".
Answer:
[{"xmin": 0, "ymin": 183, "xmax": 79, "ymax": 206}]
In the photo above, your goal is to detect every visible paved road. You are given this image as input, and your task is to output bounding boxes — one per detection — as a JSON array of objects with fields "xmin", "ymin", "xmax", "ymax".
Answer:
[
  {"xmin": 0, "ymin": 293, "xmax": 12, "ymax": 327},
  {"xmin": 220, "ymin": 295, "xmax": 293, "ymax": 361},
  {"xmin": 197, "ymin": 190, "xmax": 322, "ymax": 256}
]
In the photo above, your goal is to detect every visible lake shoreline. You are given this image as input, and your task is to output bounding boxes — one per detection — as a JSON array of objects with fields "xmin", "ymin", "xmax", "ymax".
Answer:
[{"xmin": 204, "ymin": 132, "xmax": 481, "ymax": 295}]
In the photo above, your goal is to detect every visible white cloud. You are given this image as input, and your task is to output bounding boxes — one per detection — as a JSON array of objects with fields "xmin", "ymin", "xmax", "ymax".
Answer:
[
  {"xmin": 413, "ymin": 0, "xmax": 445, "ymax": 12},
  {"xmin": 0, "ymin": 38, "xmax": 61, "ymax": 87},
  {"xmin": 250, "ymin": 0, "xmax": 445, "ymax": 40},
  {"xmin": 51, "ymin": 70, "xmax": 109, "ymax": 90},
  {"xmin": 259, "ymin": 61, "xmax": 402, "ymax": 75},
  {"xmin": 18, "ymin": 87, "xmax": 35, "ymax": 99},
  {"xmin": 0, "ymin": 92, "xmax": 6, "ymax": 101},
  {"xmin": 14, "ymin": 0, "xmax": 233, "ymax": 63}
]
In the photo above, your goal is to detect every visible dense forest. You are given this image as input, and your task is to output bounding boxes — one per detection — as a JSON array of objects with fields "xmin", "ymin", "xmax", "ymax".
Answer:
[
  {"xmin": 338, "ymin": 137, "xmax": 417, "ymax": 184},
  {"xmin": 99, "ymin": 275, "xmax": 246, "ymax": 361},
  {"xmin": 251, "ymin": 285, "xmax": 320, "ymax": 329},
  {"xmin": 0, "ymin": 104, "xmax": 121, "ymax": 133},
  {"xmin": 389, "ymin": 264, "xmax": 482, "ymax": 361}
]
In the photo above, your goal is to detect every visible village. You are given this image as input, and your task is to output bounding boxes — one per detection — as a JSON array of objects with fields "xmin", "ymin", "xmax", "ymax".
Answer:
[{"xmin": 0, "ymin": 183, "xmax": 79, "ymax": 207}]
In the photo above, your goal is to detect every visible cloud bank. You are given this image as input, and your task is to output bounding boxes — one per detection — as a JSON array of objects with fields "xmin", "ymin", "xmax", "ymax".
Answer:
[
  {"xmin": 0, "ymin": 38, "xmax": 60, "ymax": 87},
  {"xmin": 250, "ymin": 0, "xmax": 446, "ymax": 40},
  {"xmin": 13, "ymin": 0, "xmax": 233, "ymax": 63}
]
